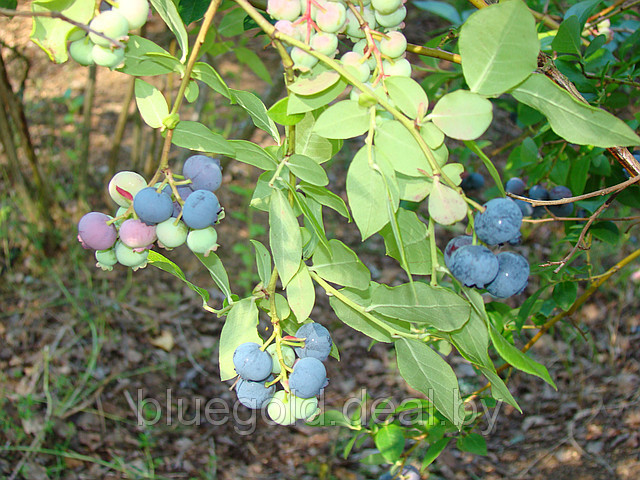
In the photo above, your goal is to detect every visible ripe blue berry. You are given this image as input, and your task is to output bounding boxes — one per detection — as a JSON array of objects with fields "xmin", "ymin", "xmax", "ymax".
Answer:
[
  {"xmin": 77, "ymin": 212, "xmax": 118, "ymax": 250},
  {"xmin": 505, "ymin": 177, "xmax": 526, "ymax": 196},
  {"xmin": 233, "ymin": 342, "xmax": 272, "ymax": 381},
  {"xmin": 485, "ymin": 252, "xmax": 529, "ymax": 298},
  {"xmin": 289, "ymin": 357, "xmax": 327, "ymax": 398},
  {"xmin": 133, "ymin": 187, "xmax": 173, "ymax": 225},
  {"xmin": 514, "ymin": 199, "xmax": 533, "ymax": 217},
  {"xmin": 183, "ymin": 155, "xmax": 223, "ymax": 192},
  {"xmin": 294, "ymin": 323, "xmax": 333, "ymax": 361},
  {"xmin": 449, "ymin": 245, "xmax": 499, "ymax": 288},
  {"xmin": 182, "ymin": 190, "xmax": 220, "ymax": 229},
  {"xmin": 444, "ymin": 235, "xmax": 473, "ymax": 270},
  {"xmin": 474, "ymin": 198, "xmax": 523, "ymax": 245},
  {"xmin": 235, "ymin": 377, "xmax": 275, "ymax": 409},
  {"xmin": 529, "ymin": 184, "xmax": 549, "ymax": 218},
  {"xmin": 461, "ymin": 172, "xmax": 485, "ymax": 192},
  {"xmin": 548, "ymin": 185, "xmax": 573, "ymax": 217}
]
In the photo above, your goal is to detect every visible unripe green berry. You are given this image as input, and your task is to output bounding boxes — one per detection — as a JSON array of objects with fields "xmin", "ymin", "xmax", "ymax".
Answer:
[
  {"xmin": 291, "ymin": 47, "xmax": 319, "ymax": 70},
  {"xmin": 114, "ymin": 241, "xmax": 148, "ymax": 270},
  {"xmin": 68, "ymin": 37, "xmax": 95, "ymax": 66},
  {"xmin": 92, "ymin": 45, "xmax": 125, "ymax": 69},
  {"xmin": 267, "ymin": 0, "xmax": 302, "ymax": 22},
  {"xmin": 315, "ymin": 2, "xmax": 346, "ymax": 33},
  {"xmin": 371, "ymin": 0, "xmax": 402, "ymax": 15},
  {"xmin": 156, "ymin": 218, "xmax": 188, "ymax": 249},
  {"xmin": 382, "ymin": 58, "xmax": 412, "ymax": 77},
  {"xmin": 310, "ymin": 32, "xmax": 338, "ymax": 57},
  {"xmin": 341, "ymin": 52, "xmax": 371, "ymax": 83},
  {"xmin": 89, "ymin": 10, "xmax": 129, "ymax": 47},
  {"xmin": 187, "ymin": 227, "xmax": 218, "ymax": 256},
  {"xmin": 267, "ymin": 390, "xmax": 319, "ymax": 425},
  {"xmin": 95, "ymin": 248, "xmax": 117, "ymax": 271},
  {"xmin": 344, "ymin": 8, "xmax": 377, "ymax": 39},
  {"xmin": 379, "ymin": 31, "xmax": 407, "ymax": 58},
  {"xmin": 353, "ymin": 39, "xmax": 378, "ymax": 69},
  {"xmin": 114, "ymin": 0, "xmax": 150, "ymax": 30},
  {"xmin": 374, "ymin": 6, "xmax": 406, "ymax": 28},
  {"xmin": 266, "ymin": 344, "xmax": 296, "ymax": 374}
]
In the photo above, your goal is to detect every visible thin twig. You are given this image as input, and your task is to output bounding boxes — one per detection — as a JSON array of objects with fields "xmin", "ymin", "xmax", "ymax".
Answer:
[
  {"xmin": 406, "ymin": 44, "xmax": 461, "ymax": 64},
  {"xmin": 0, "ymin": 8, "xmax": 125, "ymax": 48},
  {"xmin": 507, "ymin": 174, "xmax": 640, "ymax": 206}
]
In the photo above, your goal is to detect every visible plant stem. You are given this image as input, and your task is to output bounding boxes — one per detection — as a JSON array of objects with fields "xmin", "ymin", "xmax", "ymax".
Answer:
[{"xmin": 406, "ymin": 44, "xmax": 461, "ymax": 64}]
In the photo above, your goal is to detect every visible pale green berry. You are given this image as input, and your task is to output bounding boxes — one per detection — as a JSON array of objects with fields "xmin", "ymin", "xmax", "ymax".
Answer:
[
  {"xmin": 114, "ymin": 0, "xmax": 150, "ymax": 30},
  {"xmin": 68, "ymin": 37, "xmax": 95, "ymax": 66},
  {"xmin": 109, "ymin": 171, "xmax": 147, "ymax": 207},
  {"xmin": 266, "ymin": 344, "xmax": 296, "ymax": 374},
  {"xmin": 344, "ymin": 7, "xmax": 376, "ymax": 39},
  {"xmin": 114, "ymin": 206, "xmax": 129, "ymax": 228},
  {"xmin": 371, "ymin": 0, "xmax": 402, "ymax": 15},
  {"xmin": 291, "ymin": 47, "xmax": 319, "ymax": 70},
  {"xmin": 92, "ymin": 45, "xmax": 125, "ymax": 69},
  {"xmin": 353, "ymin": 39, "xmax": 378, "ymax": 69},
  {"xmin": 382, "ymin": 58, "xmax": 412, "ymax": 77},
  {"xmin": 267, "ymin": 390, "xmax": 320, "ymax": 425},
  {"xmin": 341, "ymin": 51, "xmax": 371, "ymax": 83},
  {"xmin": 379, "ymin": 31, "xmax": 407, "ymax": 58},
  {"xmin": 95, "ymin": 248, "xmax": 117, "ymax": 271},
  {"xmin": 310, "ymin": 32, "xmax": 338, "ymax": 57},
  {"xmin": 374, "ymin": 6, "xmax": 406, "ymax": 28},
  {"xmin": 315, "ymin": 2, "xmax": 346, "ymax": 33},
  {"xmin": 156, "ymin": 218, "xmax": 188, "ymax": 249},
  {"xmin": 187, "ymin": 227, "xmax": 218, "ymax": 256},
  {"xmin": 114, "ymin": 241, "xmax": 148, "ymax": 270},
  {"xmin": 89, "ymin": 10, "xmax": 129, "ymax": 47}
]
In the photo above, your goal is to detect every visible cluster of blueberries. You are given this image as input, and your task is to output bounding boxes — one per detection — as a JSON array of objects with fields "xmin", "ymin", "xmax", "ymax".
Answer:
[
  {"xmin": 269, "ymin": 0, "xmax": 411, "ymax": 78},
  {"xmin": 445, "ymin": 196, "xmax": 529, "ymax": 299},
  {"xmin": 462, "ymin": 173, "xmax": 574, "ymax": 219},
  {"xmin": 67, "ymin": 0, "xmax": 150, "ymax": 69},
  {"xmin": 77, "ymin": 155, "xmax": 223, "ymax": 271},
  {"xmin": 232, "ymin": 322, "xmax": 333, "ymax": 425}
]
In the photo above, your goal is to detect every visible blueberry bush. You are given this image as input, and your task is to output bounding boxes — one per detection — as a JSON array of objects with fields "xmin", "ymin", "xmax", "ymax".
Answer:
[{"xmin": 2, "ymin": 0, "xmax": 640, "ymax": 477}]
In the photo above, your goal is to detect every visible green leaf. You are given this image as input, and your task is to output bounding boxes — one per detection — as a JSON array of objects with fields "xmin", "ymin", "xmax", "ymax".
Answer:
[
  {"xmin": 590, "ymin": 221, "xmax": 619, "ymax": 244},
  {"xmin": 287, "ymin": 78, "xmax": 348, "ymax": 114},
  {"xmin": 295, "ymin": 112, "xmax": 337, "ymax": 163},
  {"xmin": 512, "ymin": 74, "xmax": 640, "ymax": 147},
  {"xmin": 374, "ymin": 120, "xmax": 432, "ymax": 176},
  {"xmin": 219, "ymin": 298, "xmax": 261, "ymax": 381},
  {"xmin": 314, "ymin": 100, "xmax": 370, "ymax": 139},
  {"xmin": 552, "ymin": 281, "xmax": 578, "ymax": 311},
  {"xmin": 268, "ymin": 97, "xmax": 305, "ymax": 126},
  {"xmin": 385, "ymin": 76, "xmax": 429, "ymax": 119},
  {"xmin": 312, "ymin": 239, "xmax": 371, "ymax": 290},
  {"xmin": 194, "ymin": 252, "xmax": 233, "ymax": 300},
  {"xmin": 148, "ymin": 251, "xmax": 212, "ymax": 310},
  {"xmin": 370, "ymin": 283, "xmax": 470, "ymax": 332},
  {"xmin": 230, "ymin": 89, "xmax": 280, "ymax": 143},
  {"xmin": 346, "ymin": 146, "xmax": 398, "ymax": 240},
  {"xmin": 30, "ymin": 0, "xmax": 94, "ymax": 63},
  {"xmin": 144, "ymin": 52, "xmax": 185, "ymax": 74},
  {"xmin": 329, "ymin": 285, "xmax": 410, "ymax": 343},
  {"xmin": 149, "ymin": 0, "xmax": 189, "ymax": 61},
  {"xmin": 375, "ymin": 425, "xmax": 405, "ymax": 463},
  {"xmin": 298, "ymin": 183, "xmax": 351, "ymax": 219},
  {"xmin": 380, "ymin": 209, "xmax": 431, "ymax": 275},
  {"xmin": 287, "ymin": 154, "xmax": 329, "ymax": 186},
  {"xmin": 0, "ymin": 1, "xmax": 17, "ymax": 9},
  {"xmin": 428, "ymin": 178, "xmax": 468, "ymax": 226},
  {"xmin": 286, "ymin": 261, "xmax": 315, "ymax": 323},
  {"xmin": 218, "ymin": 7, "xmax": 247, "ymax": 37},
  {"xmin": 175, "ymin": 0, "xmax": 209, "ymax": 24},
  {"xmin": 459, "ymin": 0, "xmax": 539, "ymax": 96},
  {"xmin": 457, "ymin": 433, "xmax": 487, "ymax": 456},
  {"xmin": 479, "ymin": 366, "xmax": 521, "ymax": 412},
  {"xmin": 306, "ymin": 409, "xmax": 358, "ymax": 428},
  {"xmin": 429, "ymin": 90, "xmax": 493, "ymax": 140},
  {"xmin": 446, "ymin": 311, "xmax": 492, "ymax": 368},
  {"xmin": 135, "ymin": 79, "xmax": 169, "ymax": 129},
  {"xmin": 422, "ymin": 438, "xmax": 451, "ymax": 468},
  {"xmin": 421, "ymin": 122, "xmax": 444, "ymax": 149},
  {"xmin": 288, "ymin": 70, "xmax": 341, "ymax": 96},
  {"xmin": 270, "ymin": 189, "xmax": 302, "ymax": 287},
  {"xmin": 235, "ymin": 46, "xmax": 272, "ymax": 84},
  {"xmin": 395, "ymin": 338, "xmax": 464, "ymax": 428},
  {"xmin": 121, "ymin": 36, "xmax": 175, "ymax": 76},
  {"xmin": 250, "ymin": 239, "xmax": 272, "ymax": 287},
  {"xmin": 229, "ymin": 140, "xmax": 278, "ymax": 170},
  {"xmin": 552, "ymin": 16, "xmax": 582, "ymax": 56},
  {"xmin": 185, "ymin": 81, "xmax": 199, "ymax": 103},
  {"xmin": 488, "ymin": 325, "xmax": 556, "ymax": 388},
  {"xmin": 191, "ymin": 62, "xmax": 231, "ymax": 99},
  {"xmin": 414, "ymin": 1, "xmax": 461, "ymax": 24},
  {"xmin": 172, "ymin": 121, "xmax": 236, "ymax": 156}
]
